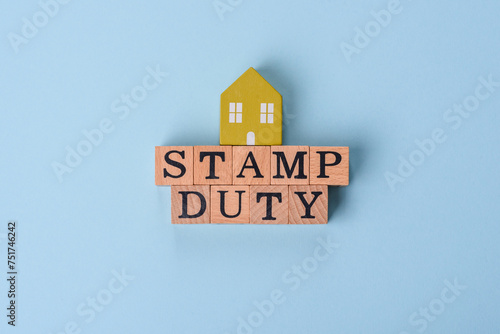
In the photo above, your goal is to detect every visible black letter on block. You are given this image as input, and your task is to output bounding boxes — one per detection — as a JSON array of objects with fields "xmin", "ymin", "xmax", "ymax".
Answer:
[
  {"xmin": 218, "ymin": 190, "xmax": 245, "ymax": 218},
  {"xmin": 273, "ymin": 151, "xmax": 307, "ymax": 179},
  {"xmin": 164, "ymin": 150, "xmax": 186, "ymax": 178},
  {"xmin": 236, "ymin": 152, "xmax": 264, "ymax": 179},
  {"xmin": 317, "ymin": 151, "xmax": 342, "ymax": 178},
  {"xmin": 294, "ymin": 191, "xmax": 322, "ymax": 218},
  {"xmin": 178, "ymin": 191, "xmax": 206, "ymax": 218},
  {"xmin": 200, "ymin": 152, "xmax": 225, "ymax": 179},
  {"xmin": 256, "ymin": 193, "xmax": 282, "ymax": 220}
]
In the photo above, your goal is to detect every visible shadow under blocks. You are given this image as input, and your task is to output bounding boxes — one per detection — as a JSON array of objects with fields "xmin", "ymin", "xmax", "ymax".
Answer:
[{"xmin": 155, "ymin": 67, "xmax": 349, "ymax": 224}]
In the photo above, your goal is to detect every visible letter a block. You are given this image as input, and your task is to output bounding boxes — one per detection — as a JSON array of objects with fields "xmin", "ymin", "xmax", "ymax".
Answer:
[
  {"xmin": 194, "ymin": 146, "xmax": 232, "ymax": 185},
  {"xmin": 271, "ymin": 146, "xmax": 309, "ymax": 185},
  {"xmin": 310, "ymin": 147, "xmax": 349, "ymax": 186},
  {"xmin": 171, "ymin": 186, "xmax": 211, "ymax": 224},
  {"xmin": 250, "ymin": 186, "xmax": 288, "ymax": 224},
  {"xmin": 233, "ymin": 146, "xmax": 271, "ymax": 185},
  {"xmin": 289, "ymin": 185, "xmax": 328, "ymax": 224},
  {"xmin": 155, "ymin": 146, "xmax": 193, "ymax": 185},
  {"xmin": 211, "ymin": 186, "xmax": 250, "ymax": 224}
]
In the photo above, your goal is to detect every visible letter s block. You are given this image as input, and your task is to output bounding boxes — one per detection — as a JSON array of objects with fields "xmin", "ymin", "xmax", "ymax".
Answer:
[
  {"xmin": 155, "ymin": 146, "xmax": 194, "ymax": 185},
  {"xmin": 310, "ymin": 147, "xmax": 349, "ymax": 186},
  {"xmin": 171, "ymin": 185, "xmax": 211, "ymax": 224}
]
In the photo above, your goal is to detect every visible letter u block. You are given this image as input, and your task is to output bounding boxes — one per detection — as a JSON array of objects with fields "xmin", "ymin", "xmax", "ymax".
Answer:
[
  {"xmin": 155, "ymin": 146, "xmax": 193, "ymax": 185},
  {"xmin": 211, "ymin": 186, "xmax": 250, "ymax": 224},
  {"xmin": 171, "ymin": 186, "xmax": 211, "ymax": 224}
]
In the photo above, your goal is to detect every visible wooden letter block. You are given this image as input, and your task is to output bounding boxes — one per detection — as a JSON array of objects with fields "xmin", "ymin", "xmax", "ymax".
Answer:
[
  {"xmin": 271, "ymin": 146, "xmax": 309, "ymax": 185},
  {"xmin": 171, "ymin": 185, "xmax": 210, "ymax": 224},
  {"xmin": 211, "ymin": 185, "xmax": 250, "ymax": 224},
  {"xmin": 155, "ymin": 146, "xmax": 193, "ymax": 185},
  {"xmin": 310, "ymin": 147, "xmax": 349, "ymax": 186},
  {"xmin": 289, "ymin": 185, "xmax": 328, "ymax": 224},
  {"xmin": 233, "ymin": 146, "xmax": 271, "ymax": 185},
  {"xmin": 193, "ymin": 146, "xmax": 232, "ymax": 185},
  {"xmin": 250, "ymin": 186, "xmax": 288, "ymax": 224}
]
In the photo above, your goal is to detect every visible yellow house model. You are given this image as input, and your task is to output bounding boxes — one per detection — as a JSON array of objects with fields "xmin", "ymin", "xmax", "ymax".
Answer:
[{"xmin": 220, "ymin": 67, "xmax": 282, "ymax": 145}]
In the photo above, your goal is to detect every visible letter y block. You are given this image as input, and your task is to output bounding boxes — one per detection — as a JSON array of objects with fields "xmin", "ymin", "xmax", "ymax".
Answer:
[{"xmin": 289, "ymin": 185, "xmax": 328, "ymax": 224}]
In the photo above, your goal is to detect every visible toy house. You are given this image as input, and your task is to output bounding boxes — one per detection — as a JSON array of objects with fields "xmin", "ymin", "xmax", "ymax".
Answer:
[
  {"xmin": 155, "ymin": 67, "xmax": 349, "ymax": 224},
  {"xmin": 220, "ymin": 67, "xmax": 282, "ymax": 146}
]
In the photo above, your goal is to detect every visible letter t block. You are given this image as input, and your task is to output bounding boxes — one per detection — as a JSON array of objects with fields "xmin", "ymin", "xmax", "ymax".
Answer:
[
  {"xmin": 194, "ymin": 146, "xmax": 233, "ymax": 185},
  {"xmin": 250, "ymin": 186, "xmax": 289, "ymax": 224}
]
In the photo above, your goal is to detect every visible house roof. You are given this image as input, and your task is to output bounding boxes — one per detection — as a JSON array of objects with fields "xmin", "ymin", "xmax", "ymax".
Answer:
[{"xmin": 221, "ymin": 67, "xmax": 281, "ymax": 97}]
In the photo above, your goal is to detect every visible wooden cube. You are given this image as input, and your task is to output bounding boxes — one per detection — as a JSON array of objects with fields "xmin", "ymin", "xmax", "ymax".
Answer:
[
  {"xmin": 193, "ymin": 146, "xmax": 232, "ymax": 185},
  {"xmin": 171, "ymin": 185, "xmax": 210, "ymax": 224},
  {"xmin": 155, "ymin": 146, "xmax": 193, "ymax": 185},
  {"xmin": 250, "ymin": 186, "xmax": 288, "ymax": 224},
  {"xmin": 233, "ymin": 146, "xmax": 271, "ymax": 185},
  {"xmin": 289, "ymin": 185, "xmax": 328, "ymax": 224},
  {"xmin": 211, "ymin": 185, "xmax": 250, "ymax": 224},
  {"xmin": 271, "ymin": 146, "xmax": 309, "ymax": 185},
  {"xmin": 310, "ymin": 147, "xmax": 349, "ymax": 186}
]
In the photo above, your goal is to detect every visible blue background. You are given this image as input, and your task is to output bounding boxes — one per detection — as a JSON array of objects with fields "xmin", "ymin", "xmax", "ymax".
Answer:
[{"xmin": 1, "ymin": 0, "xmax": 500, "ymax": 333}]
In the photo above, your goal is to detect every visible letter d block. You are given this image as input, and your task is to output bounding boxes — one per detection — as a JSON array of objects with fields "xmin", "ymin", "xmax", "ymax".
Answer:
[
  {"xmin": 310, "ymin": 147, "xmax": 349, "ymax": 186},
  {"xmin": 171, "ymin": 186, "xmax": 210, "ymax": 224},
  {"xmin": 155, "ymin": 146, "xmax": 193, "ymax": 185},
  {"xmin": 211, "ymin": 186, "xmax": 250, "ymax": 224},
  {"xmin": 250, "ymin": 186, "xmax": 288, "ymax": 224},
  {"xmin": 289, "ymin": 185, "xmax": 328, "ymax": 224}
]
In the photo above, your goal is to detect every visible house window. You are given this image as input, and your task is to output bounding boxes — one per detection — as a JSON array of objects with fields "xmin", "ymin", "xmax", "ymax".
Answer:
[
  {"xmin": 229, "ymin": 103, "xmax": 242, "ymax": 123},
  {"xmin": 260, "ymin": 103, "xmax": 274, "ymax": 124}
]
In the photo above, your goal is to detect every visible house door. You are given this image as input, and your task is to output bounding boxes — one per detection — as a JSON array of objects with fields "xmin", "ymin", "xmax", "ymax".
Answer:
[{"xmin": 246, "ymin": 132, "xmax": 255, "ymax": 145}]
